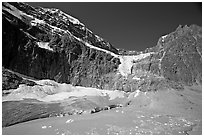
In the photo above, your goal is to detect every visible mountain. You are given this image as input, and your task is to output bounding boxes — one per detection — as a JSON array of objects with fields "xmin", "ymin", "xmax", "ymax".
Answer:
[
  {"xmin": 2, "ymin": 2, "xmax": 202, "ymax": 92},
  {"xmin": 2, "ymin": 2, "xmax": 202, "ymax": 134}
]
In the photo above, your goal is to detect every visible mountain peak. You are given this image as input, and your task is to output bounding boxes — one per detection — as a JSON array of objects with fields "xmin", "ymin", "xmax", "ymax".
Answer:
[{"xmin": 3, "ymin": 2, "xmax": 118, "ymax": 54}]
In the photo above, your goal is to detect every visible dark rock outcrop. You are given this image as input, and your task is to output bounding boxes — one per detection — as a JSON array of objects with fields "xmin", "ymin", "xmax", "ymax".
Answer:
[{"xmin": 2, "ymin": 67, "xmax": 36, "ymax": 92}]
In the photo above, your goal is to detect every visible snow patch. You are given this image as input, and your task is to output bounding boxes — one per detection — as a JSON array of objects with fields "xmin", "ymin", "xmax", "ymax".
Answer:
[
  {"xmin": 37, "ymin": 42, "xmax": 53, "ymax": 51},
  {"xmin": 74, "ymin": 36, "xmax": 119, "ymax": 58},
  {"xmin": 95, "ymin": 35, "xmax": 104, "ymax": 42},
  {"xmin": 43, "ymin": 7, "xmax": 84, "ymax": 26},
  {"xmin": 66, "ymin": 119, "xmax": 74, "ymax": 124},
  {"xmin": 30, "ymin": 18, "xmax": 45, "ymax": 26},
  {"xmin": 60, "ymin": 10, "xmax": 83, "ymax": 25},
  {"xmin": 161, "ymin": 34, "xmax": 168, "ymax": 42},
  {"xmin": 134, "ymin": 90, "xmax": 141, "ymax": 97},
  {"xmin": 42, "ymin": 126, "xmax": 47, "ymax": 129},
  {"xmin": 132, "ymin": 76, "xmax": 141, "ymax": 80}
]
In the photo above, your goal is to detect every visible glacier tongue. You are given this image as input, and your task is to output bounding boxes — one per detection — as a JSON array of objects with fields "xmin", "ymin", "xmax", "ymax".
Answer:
[{"xmin": 118, "ymin": 53, "xmax": 153, "ymax": 77}]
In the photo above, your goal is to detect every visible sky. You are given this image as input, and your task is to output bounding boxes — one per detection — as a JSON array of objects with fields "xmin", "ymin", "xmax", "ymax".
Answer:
[{"xmin": 28, "ymin": 2, "xmax": 202, "ymax": 51}]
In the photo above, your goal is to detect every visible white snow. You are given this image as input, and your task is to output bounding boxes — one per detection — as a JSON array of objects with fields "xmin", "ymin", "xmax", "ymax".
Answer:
[
  {"xmin": 41, "ymin": 126, "xmax": 47, "ymax": 129},
  {"xmin": 132, "ymin": 76, "xmax": 141, "ymax": 80},
  {"xmin": 35, "ymin": 79, "xmax": 58, "ymax": 86},
  {"xmin": 161, "ymin": 34, "xmax": 168, "ymax": 39},
  {"xmin": 118, "ymin": 53, "xmax": 153, "ymax": 76},
  {"xmin": 43, "ymin": 7, "xmax": 84, "ymax": 26},
  {"xmin": 66, "ymin": 119, "xmax": 74, "ymax": 124},
  {"xmin": 2, "ymin": 79, "xmax": 126, "ymax": 102},
  {"xmin": 66, "ymin": 14, "xmax": 81, "ymax": 25},
  {"xmin": 30, "ymin": 18, "xmax": 45, "ymax": 26},
  {"xmin": 60, "ymin": 11, "xmax": 83, "ymax": 25},
  {"xmin": 134, "ymin": 90, "xmax": 141, "ymax": 97},
  {"xmin": 75, "ymin": 37, "xmax": 119, "ymax": 58},
  {"xmin": 49, "ymin": 8, "xmax": 59, "ymax": 14},
  {"xmin": 95, "ymin": 35, "xmax": 104, "ymax": 42},
  {"xmin": 161, "ymin": 34, "xmax": 168, "ymax": 42},
  {"xmin": 20, "ymin": 29, "xmax": 37, "ymax": 40},
  {"xmin": 3, "ymin": 3, "xmax": 46, "ymax": 28},
  {"xmin": 37, "ymin": 42, "xmax": 53, "ymax": 51}
]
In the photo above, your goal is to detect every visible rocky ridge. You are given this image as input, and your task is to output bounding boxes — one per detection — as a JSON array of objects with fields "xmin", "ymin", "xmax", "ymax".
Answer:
[{"xmin": 2, "ymin": 2, "xmax": 202, "ymax": 92}]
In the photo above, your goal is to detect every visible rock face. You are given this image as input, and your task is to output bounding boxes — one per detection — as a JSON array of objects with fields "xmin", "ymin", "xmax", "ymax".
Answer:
[
  {"xmin": 2, "ymin": 2, "xmax": 120, "ymax": 88},
  {"xmin": 2, "ymin": 2, "xmax": 202, "ymax": 92},
  {"xmin": 2, "ymin": 67, "xmax": 36, "ymax": 92},
  {"xmin": 130, "ymin": 25, "xmax": 202, "ymax": 91}
]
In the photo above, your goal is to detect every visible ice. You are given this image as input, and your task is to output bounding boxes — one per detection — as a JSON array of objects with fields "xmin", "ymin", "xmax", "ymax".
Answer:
[
  {"xmin": 2, "ymin": 86, "xmax": 202, "ymax": 135},
  {"xmin": 35, "ymin": 79, "xmax": 59, "ymax": 86},
  {"xmin": 118, "ymin": 53, "xmax": 153, "ymax": 76},
  {"xmin": 2, "ymin": 79, "xmax": 126, "ymax": 102}
]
